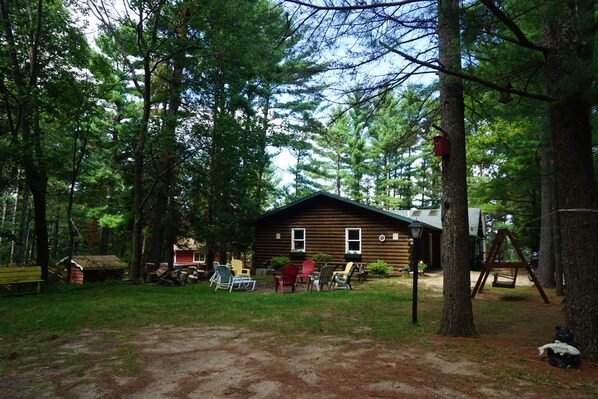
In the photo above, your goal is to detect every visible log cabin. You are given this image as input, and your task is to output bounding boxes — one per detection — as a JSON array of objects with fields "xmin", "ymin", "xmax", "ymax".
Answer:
[{"xmin": 248, "ymin": 191, "xmax": 485, "ymax": 274}]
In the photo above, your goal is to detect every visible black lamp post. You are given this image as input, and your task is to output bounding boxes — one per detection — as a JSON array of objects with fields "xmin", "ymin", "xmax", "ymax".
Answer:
[{"xmin": 408, "ymin": 220, "xmax": 424, "ymax": 324}]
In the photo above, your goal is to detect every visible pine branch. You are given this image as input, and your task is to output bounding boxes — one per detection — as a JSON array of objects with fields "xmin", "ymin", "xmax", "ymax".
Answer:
[{"xmin": 380, "ymin": 42, "xmax": 554, "ymax": 102}]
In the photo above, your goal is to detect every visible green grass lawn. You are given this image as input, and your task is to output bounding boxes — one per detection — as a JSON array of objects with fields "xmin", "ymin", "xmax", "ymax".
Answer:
[
  {"xmin": 1, "ymin": 275, "xmax": 561, "ymax": 351},
  {"xmin": 0, "ymin": 277, "xmax": 436, "ymax": 345}
]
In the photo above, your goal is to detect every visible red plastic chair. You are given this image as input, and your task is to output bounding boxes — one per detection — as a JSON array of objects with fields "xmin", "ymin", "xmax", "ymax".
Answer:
[
  {"xmin": 297, "ymin": 260, "xmax": 315, "ymax": 284},
  {"xmin": 275, "ymin": 264, "xmax": 299, "ymax": 293}
]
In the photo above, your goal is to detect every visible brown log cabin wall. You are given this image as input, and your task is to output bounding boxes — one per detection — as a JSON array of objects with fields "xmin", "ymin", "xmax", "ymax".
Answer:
[{"xmin": 252, "ymin": 197, "xmax": 412, "ymax": 274}]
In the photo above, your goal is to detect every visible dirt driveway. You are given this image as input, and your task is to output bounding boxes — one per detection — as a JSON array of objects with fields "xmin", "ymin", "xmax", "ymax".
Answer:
[{"xmin": 3, "ymin": 272, "xmax": 598, "ymax": 399}]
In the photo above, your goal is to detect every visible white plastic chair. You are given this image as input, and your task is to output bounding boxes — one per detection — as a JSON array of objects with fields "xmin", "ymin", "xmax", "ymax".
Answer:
[
  {"xmin": 209, "ymin": 262, "xmax": 221, "ymax": 287},
  {"xmin": 214, "ymin": 265, "xmax": 256, "ymax": 292}
]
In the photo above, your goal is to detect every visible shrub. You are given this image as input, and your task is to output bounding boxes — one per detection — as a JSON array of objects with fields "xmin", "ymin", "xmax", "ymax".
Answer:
[
  {"xmin": 367, "ymin": 260, "xmax": 392, "ymax": 276},
  {"xmin": 269, "ymin": 256, "xmax": 290, "ymax": 270},
  {"xmin": 312, "ymin": 253, "xmax": 332, "ymax": 264}
]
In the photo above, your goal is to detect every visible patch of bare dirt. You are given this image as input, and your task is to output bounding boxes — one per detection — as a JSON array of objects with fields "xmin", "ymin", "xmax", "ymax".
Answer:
[{"xmin": 2, "ymin": 273, "xmax": 597, "ymax": 398}]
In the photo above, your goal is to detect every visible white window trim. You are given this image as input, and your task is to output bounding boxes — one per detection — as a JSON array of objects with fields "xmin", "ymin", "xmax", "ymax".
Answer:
[
  {"xmin": 193, "ymin": 252, "xmax": 206, "ymax": 263},
  {"xmin": 291, "ymin": 228, "xmax": 306, "ymax": 252},
  {"xmin": 345, "ymin": 228, "xmax": 362, "ymax": 254}
]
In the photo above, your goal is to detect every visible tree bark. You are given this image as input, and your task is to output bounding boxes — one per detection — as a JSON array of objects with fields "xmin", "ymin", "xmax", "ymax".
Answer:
[
  {"xmin": 552, "ymin": 193, "xmax": 564, "ymax": 297},
  {"xmin": 14, "ymin": 182, "xmax": 29, "ymax": 266},
  {"xmin": 537, "ymin": 125, "xmax": 555, "ymax": 287},
  {"xmin": 437, "ymin": 0, "xmax": 477, "ymax": 337},
  {"xmin": 543, "ymin": 1, "xmax": 598, "ymax": 361},
  {"xmin": 130, "ymin": 88, "xmax": 149, "ymax": 280}
]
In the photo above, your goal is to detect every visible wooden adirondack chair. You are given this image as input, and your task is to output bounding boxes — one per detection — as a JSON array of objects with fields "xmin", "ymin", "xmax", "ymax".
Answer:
[
  {"xmin": 275, "ymin": 264, "xmax": 299, "ymax": 293},
  {"xmin": 297, "ymin": 259, "xmax": 315, "ymax": 284},
  {"xmin": 308, "ymin": 264, "xmax": 334, "ymax": 292},
  {"xmin": 331, "ymin": 263, "xmax": 357, "ymax": 290}
]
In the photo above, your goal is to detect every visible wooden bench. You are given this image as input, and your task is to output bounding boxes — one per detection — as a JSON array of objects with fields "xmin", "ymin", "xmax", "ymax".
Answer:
[{"xmin": 0, "ymin": 266, "xmax": 43, "ymax": 295}]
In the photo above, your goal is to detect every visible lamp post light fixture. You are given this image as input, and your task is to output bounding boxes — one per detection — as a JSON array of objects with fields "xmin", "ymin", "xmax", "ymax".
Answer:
[{"xmin": 408, "ymin": 220, "xmax": 424, "ymax": 324}]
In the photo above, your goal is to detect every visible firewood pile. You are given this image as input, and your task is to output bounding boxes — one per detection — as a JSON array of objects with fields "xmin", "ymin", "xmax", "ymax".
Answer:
[{"xmin": 149, "ymin": 265, "xmax": 205, "ymax": 286}]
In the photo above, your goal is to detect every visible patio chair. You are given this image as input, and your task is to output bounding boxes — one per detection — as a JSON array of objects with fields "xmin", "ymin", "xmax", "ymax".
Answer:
[
  {"xmin": 332, "ymin": 262, "xmax": 354, "ymax": 278},
  {"xmin": 308, "ymin": 264, "xmax": 334, "ymax": 292},
  {"xmin": 209, "ymin": 262, "xmax": 221, "ymax": 287},
  {"xmin": 275, "ymin": 263, "xmax": 299, "ymax": 293},
  {"xmin": 331, "ymin": 263, "xmax": 357, "ymax": 290},
  {"xmin": 231, "ymin": 259, "xmax": 251, "ymax": 278},
  {"xmin": 297, "ymin": 259, "xmax": 315, "ymax": 284},
  {"xmin": 214, "ymin": 265, "xmax": 256, "ymax": 292}
]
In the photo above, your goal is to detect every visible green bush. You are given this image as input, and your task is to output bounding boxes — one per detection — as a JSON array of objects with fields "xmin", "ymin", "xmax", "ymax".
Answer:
[
  {"xmin": 270, "ymin": 256, "xmax": 290, "ymax": 270},
  {"xmin": 367, "ymin": 260, "xmax": 392, "ymax": 276},
  {"xmin": 312, "ymin": 253, "xmax": 332, "ymax": 264}
]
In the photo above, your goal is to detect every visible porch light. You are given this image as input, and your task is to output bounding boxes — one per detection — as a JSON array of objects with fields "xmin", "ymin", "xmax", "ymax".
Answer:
[{"xmin": 408, "ymin": 220, "xmax": 424, "ymax": 239}]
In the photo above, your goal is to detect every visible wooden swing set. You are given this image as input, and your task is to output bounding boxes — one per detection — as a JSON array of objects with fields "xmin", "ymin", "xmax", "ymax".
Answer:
[{"xmin": 471, "ymin": 228, "xmax": 549, "ymax": 304}]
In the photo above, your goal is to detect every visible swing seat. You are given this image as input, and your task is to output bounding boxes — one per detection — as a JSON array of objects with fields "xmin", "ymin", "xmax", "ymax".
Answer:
[{"xmin": 492, "ymin": 273, "xmax": 516, "ymax": 288}]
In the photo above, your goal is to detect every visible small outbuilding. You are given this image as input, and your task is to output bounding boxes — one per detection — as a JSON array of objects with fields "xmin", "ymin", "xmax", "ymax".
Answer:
[
  {"xmin": 173, "ymin": 238, "xmax": 207, "ymax": 265},
  {"xmin": 57, "ymin": 255, "xmax": 127, "ymax": 284}
]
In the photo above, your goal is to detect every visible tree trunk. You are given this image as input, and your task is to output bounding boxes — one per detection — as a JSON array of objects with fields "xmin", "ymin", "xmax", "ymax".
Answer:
[
  {"xmin": 149, "ymin": 29, "xmax": 185, "ymax": 271},
  {"xmin": 14, "ymin": 182, "xmax": 29, "ymax": 266},
  {"xmin": 543, "ymin": 2, "xmax": 598, "ymax": 361},
  {"xmin": 130, "ymin": 107, "xmax": 148, "ymax": 280},
  {"xmin": 537, "ymin": 125, "xmax": 555, "ymax": 287},
  {"xmin": 27, "ymin": 166, "xmax": 48, "ymax": 277},
  {"xmin": 129, "ymin": 32, "xmax": 153, "ymax": 281},
  {"xmin": 0, "ymin": 196, "xmax": 7, "ymax": 264},
  {"xmin": 1, "ymin": 0, "xmax": 49, "ymax": 278},
  {"xmin": 437, "ymin": 0, "xmax": 477, "ymax": 337},
  {"xmin": 9, "ymin": 178, "xmax": 19, "ymax": 264},
  {"xmin": 552, "ymin": 196, "xmax": 564, "ymax": 297}
]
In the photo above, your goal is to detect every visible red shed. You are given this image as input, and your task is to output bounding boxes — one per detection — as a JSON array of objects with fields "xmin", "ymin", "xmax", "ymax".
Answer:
[{"xmin": 58, "ymin": 255, "xmax": 127, "ymax": 284}]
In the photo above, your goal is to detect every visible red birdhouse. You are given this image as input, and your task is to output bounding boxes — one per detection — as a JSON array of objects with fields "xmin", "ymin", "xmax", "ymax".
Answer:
[{"xmin": 433, "ymin": 136, "xmax": 450, "ymax": 156}]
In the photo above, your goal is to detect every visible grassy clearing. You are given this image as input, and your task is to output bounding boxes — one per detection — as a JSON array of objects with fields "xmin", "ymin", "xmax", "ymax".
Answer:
[
  {"xmin": 0, "ymin": 277, "xmax": 564, "ymax": 347},
  {"xmin": 0, "ymin": 276, "xmax": 563, "ymax": 364},
  {"xmin": 0, "ymin": 276, "xmax": 444, "ymax": 377},
  {"xmin": 1, "ymin": 277, "xmax": 596, "ymax": 398},
  {"xmin": 0, "ymin": 278, "xmax": 430, "ymax": 344},
  {"xmin": 0, "ymin": 277, "xmax": 428, "ymax": 384}
]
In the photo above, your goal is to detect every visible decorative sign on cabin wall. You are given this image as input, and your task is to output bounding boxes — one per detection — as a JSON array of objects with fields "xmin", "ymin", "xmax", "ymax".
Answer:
[
  {"xmin": 392, "ymin": 233, "xmax": 399, "ymax": 240},
  {"xmin": 276, "ymin": 233, "xmax": 281, "ymax": 239},
  {"xmin": 378, "ymin": 234, "xmax": 386, "ymax": 242}
]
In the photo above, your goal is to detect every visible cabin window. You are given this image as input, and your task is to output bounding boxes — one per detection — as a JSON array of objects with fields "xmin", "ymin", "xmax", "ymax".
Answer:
[
  {"xmin": 193, "ymin": 252, "xmax": 206, "ymax": 263},
  {"xmin": 345, "ymin": 228, "xmax": 361, "ymax": 254},
  {"xmin": 291, "ymin": 228, "xmax": 306, "ymax": 252}
]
